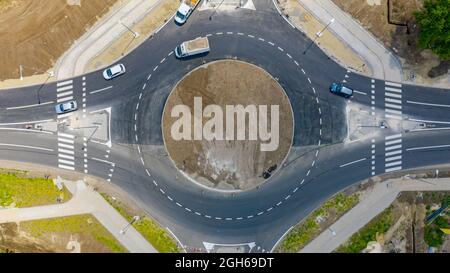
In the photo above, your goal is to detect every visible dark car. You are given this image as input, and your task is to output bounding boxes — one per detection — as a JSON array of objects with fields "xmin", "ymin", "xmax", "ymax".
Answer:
[{"xmin": 330, "ymin": 83, "xmax": 353, "ymax": 98}]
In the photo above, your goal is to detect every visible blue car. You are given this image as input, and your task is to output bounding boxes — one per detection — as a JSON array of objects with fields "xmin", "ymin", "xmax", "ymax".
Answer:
[{"xmin": 330, "ymin": 83, "xmax": 353, "ymax": 98}]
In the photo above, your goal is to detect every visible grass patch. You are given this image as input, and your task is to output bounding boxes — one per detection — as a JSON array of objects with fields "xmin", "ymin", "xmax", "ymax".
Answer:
[
  {"xmin": 336, "ymin": 206, "xmax": 394, "ymax": 253},
  {"xmin": 0, "ymin": 172, "xmax": 71, "ymax": 208},
  {"xmin": 101, "ymin": 193, "xmax": 180, "ymax": 253},
  {"xmin": 20, "ymin": 214, "xmax": 127, "ymax": 253},
  {"xmin": 276, "ymin": 192, "xmax": 359, "ymax": 252}
]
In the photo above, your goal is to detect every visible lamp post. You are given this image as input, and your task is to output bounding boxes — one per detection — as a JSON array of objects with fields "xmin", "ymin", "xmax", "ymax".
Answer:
[
  {"xmin": 120, "ymin": 216, "xmax": 140, "ymax": 235},
  {"xmin": 209, "ymin": 0, "xmax": 226, "ymax": 20},
  {"xmin": 303, "ymin": 18, "xmax": 335, "ymax": 55}
]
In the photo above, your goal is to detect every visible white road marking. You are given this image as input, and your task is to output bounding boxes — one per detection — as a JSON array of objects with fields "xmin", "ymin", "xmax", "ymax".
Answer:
[
  {"xmin": 386, "ymin": 150, "xmax": 402, "ymax": 157},
  {"xmin": 386, "ymin": 144, "xmax": 402, "ymax": 151},
  {"xmin": 386, "ymin": 139, "xmax": 401, "ymax": 146},
  {"xmin": 408, "ymin": 118, "xmax": 450, "ymax": 125},
  {"xmin": 58, "ymin": 148, "xmax": 74, "ymax": 155},
  {"xmin": 406, "ymin": 144, "xmax": 450, "ymax": 151},
  {"xmin": 386, "ymin": 109, "xmax": 402, "ymax": 115},
  {"xmin": 57, "ymin": 96, "xmax": 74, "ymax": 103},
  {"xmin": 56, "ymin": 91, "xmax": 73, "ymax": 98},
  {"xmin": 386, "ymin": 155, "xmax": 402, "ymax": 162},
  {"xmin": 57, "ymin": 85, "xmax": 73, "ymax": 92},
  {"xmin": 385, "ymin": 166, "xmax": 402, "ymax": 172},
  {"xmin": 385, "ymin": 98, "xmax": 402, "ymax": 104},
  {"xmin": 57, "ymin": 80, "xmax": 73, "ymax": 87},
  {"xmin": 0, "ymin": 119, "xmax": 54, "ymax": 126},
  {"xmin": 89, "ymin": 86, "xmax": 113, "ymax": 94},
  {"xmin": 58, "ymin": 164, "xmax": 75, "ymax": 171},
  {"xmin": 354, "ymin": 90, "xmax": 367, "ymax": 95},
  {"xmin": 91, "ymin": 157, "xmax": 115, "ymax": 166},
  {"xmin": 385, "ymin": 92, "xmax": 402, "ymax": 99},
  {"xmin": 385, "ymin": 161, "xmax": 402, "ymax": 167},
  {"xmin": 0, "ymin": 128, "xmax": 53, "ymax": 135},
  {"xmin": 407, "ymin": 100, "xmax": 450, "ymax": 108},
  {"xmin": 58, "ymin": 133, "xmax": 75, "ymax": 139},
  {"xmin": 7, "ymin": 101, "xmax": 54, "ymax": 110},
  {"xmin": 0, "ymin": 143, "xmax": 53, "ymax": 152},
  {"xmin": 340, "ymin": 158, "xmax": 367, "ymax": 168},
  {"xmin": 385, "ymin": 103, "xmax": 402, "ymax": 110},
  {"xmin": 58, "ymin": 159, "xmax": 75, "ymax": 166},
  {"xmin": 385, "ymin": 87, "xmax": 402, "ymax": 93},
  {"xmin": 385, "ymin": 81, "xmax": 402, "ymax": 88}
]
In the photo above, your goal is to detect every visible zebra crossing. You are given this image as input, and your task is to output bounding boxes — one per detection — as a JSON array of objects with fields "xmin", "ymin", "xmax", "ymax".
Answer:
[
  {"xmin": 384, "ymin": 81, "xmax": 402, "ymax": 120},
  {"xmin": 385, "ymin": 134, "xmax": 402, "ymax": 173},
  {"xmin": 56, "ymin": 79, "xmax": 76, "ymax": 171},
  {"xmin": 58, "ymin": 132, "xmax": 76, "ymax": 171}
]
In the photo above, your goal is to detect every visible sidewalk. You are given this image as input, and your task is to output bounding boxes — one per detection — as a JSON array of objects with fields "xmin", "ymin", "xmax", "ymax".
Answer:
[
  {"xmin": 0, "ymin": 177, "xmax": 157, "ymax": 253},
  {"xmin": 300, "ymin": 177, "xmax": 450, "ymax": 253},
  {"xmin": 299, "ymin": 0, "xmax": 403, "ymax": 81},
  {"xmin": 56, "ymin": 0, "xmax": 164, "ymax": 79}
]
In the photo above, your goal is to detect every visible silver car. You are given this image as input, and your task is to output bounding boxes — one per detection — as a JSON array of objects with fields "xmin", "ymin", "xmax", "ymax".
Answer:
[
  {"xmin": 55, "ymin": 101, "xmax": 77, "ymax": 114},
  {"xmin": 103, "ymin": 64, "xmax": 126, "ymax": 80}
]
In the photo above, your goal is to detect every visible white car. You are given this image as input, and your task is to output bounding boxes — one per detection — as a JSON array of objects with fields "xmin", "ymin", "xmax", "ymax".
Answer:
[
  {"xmin": 103, "ymin": 64, "xmax": 126, "ymax": 80},
  {"xmin": 55, "ymin": 101, "xmax": 77, "ymax": 114},
  {"xmin": 174, "ymin": 3, "xmax": 192, "ymax": 25}
]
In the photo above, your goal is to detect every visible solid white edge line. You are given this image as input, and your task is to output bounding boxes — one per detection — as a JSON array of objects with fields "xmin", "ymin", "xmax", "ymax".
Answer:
[
  {"xmin": 340, "ymin": 158, "xmax": 367, "ymax": 168},
  {"xmin": 0, "ymin": 143, "xmax": 53, "ymax": 152},
  {"xmin": 407, "ymin": 144, "xmax": 450, "ymax": 151},
  {"xmin": 7, "ymin": 101, "xmax": 54, "ymax": 110},
  {"xmin": 89, "ymin": 86, "xmax": 114, "ymax": 95}
]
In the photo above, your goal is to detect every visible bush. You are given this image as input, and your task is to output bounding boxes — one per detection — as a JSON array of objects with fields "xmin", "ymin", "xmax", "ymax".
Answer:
[{"xmin": 414, "ymin": 0, "xmax": 450, "ymax": 61}]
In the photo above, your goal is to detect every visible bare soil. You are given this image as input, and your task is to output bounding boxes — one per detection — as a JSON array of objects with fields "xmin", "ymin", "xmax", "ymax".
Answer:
[
  {"xmin": 162, "ymin": 60, "xmax": 294, "ymax": 191},
  {"xmin": 332, "ymin": 0, "xmax": 449, "ymax": 84},
  {"xmin": 0, "ymin": 0, "xmax": 118, "ymax": 81}
]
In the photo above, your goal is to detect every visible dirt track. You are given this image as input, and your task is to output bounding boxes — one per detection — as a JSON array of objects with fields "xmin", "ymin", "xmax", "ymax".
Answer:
[{"xmin": 0, "ymin": 0, "xmax": 118, "ymax": 80}]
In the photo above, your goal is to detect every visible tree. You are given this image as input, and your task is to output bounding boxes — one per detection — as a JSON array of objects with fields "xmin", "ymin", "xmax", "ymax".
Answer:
[{"xmin": 414, "ymin": 0, "xmax": 450, "ymax": 60}]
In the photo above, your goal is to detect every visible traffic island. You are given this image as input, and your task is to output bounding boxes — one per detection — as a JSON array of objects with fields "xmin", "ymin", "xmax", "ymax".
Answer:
[{"xmin": 162, "ymin": 60, "xmax": 294, "ymax": 191}]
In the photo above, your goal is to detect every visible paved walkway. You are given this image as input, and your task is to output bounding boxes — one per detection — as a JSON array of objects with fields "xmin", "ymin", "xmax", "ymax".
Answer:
[
  {"xmin": 0, "ymin": 177, "xmax": 157, "ymax": 253},
  {"xmin": 299, "ymin": 0, "xmax": 403, "ymax": 81},
  {"xmin": 56, "ymin": 0, "xmax": 163, "ymax": 79},
  {"xmin": 301, "ymin": 176, "xmax": 450, "ymax": 253}
]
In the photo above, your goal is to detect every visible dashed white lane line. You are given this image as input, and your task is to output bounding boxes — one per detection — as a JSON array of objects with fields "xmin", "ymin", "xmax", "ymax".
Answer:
[{"xmin": 132, "ymin": 32, "xmax": 323, "ymax": 221}]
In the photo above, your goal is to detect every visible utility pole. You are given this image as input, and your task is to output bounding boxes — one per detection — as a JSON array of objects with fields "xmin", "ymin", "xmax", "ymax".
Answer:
[
  {"xmin": 303, "ymin": 18, "xmax": 335, "ymax": 55},
  {"xmin": 120, "ymin": 216, "xmax": 140, "ymax": 235},
  {"xmin": 209, "ymin": 0, "xmax": 226, "ymax": 20}
]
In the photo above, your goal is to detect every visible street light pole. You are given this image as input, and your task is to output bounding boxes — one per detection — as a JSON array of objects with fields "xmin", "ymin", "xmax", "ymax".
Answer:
[
  {"xmin": 209, "ymin": 0, "xmax": 226, "ymax": 20},
  {"xmin": 120, "ymin": 216, "xmax": 140, "ymax": 235},
  {"xmin": 303, "ymin": 18, "xmax": 335, "ymax": 55}
]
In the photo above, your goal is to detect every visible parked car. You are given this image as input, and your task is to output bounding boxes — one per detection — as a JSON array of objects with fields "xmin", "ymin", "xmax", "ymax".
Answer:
[
  {"xmin": 103, "ymin": 64, "xmax": 126, "ymax": 80},
  {"xmin": 330, "ymin": 83, "xmax": 353, "ymax": 98},
  {"xmin": 55, "ymin": 101, "xmax": 77, "ymax": 114}
]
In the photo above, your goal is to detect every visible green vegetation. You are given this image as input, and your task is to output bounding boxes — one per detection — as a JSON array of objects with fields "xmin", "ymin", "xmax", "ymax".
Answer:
[
  {"xmin": 101, "ymin": 193, "xmax": 180, "ymax": 253},
  {"xmin": 336, "ymin": 206, "xmax": 394, "ymax": 253},
  {"xmin": 277, "ymin": 193, "xmax": 359, "ymax": 252},
  {"xmin": 20, "ymin": 214, "xmax": 127, "ymax": 253},
  {"xmin": 0, "ymin": 172, "xmax": 71, "ymax": 208},
  {"xmin": 414, "ymin": 0, "xmax": 450, "ymax": 60},
  {"xmin": 424, "ymin": 216, "xmax": 448, "ymax": 247}
]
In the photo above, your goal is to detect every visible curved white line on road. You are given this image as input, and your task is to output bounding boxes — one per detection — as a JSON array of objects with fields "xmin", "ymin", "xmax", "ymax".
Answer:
[
  {"xmin": 6, "ymin": 101, "xmax": 54, "ymax": 110},
  {"xmin": 406, "ymin": 144, "xmax": 450, "ymax": 151},
  {"xmin": 0, "ymin": 119, "xmax": 54, "ymax": 126},
  {"xmin": 0, "ymin": 143, "xmax": 53, "ymax": 152},
  {"xmin": 407, "ymin": 100, "xmax": 450, "ymax": 108}
]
